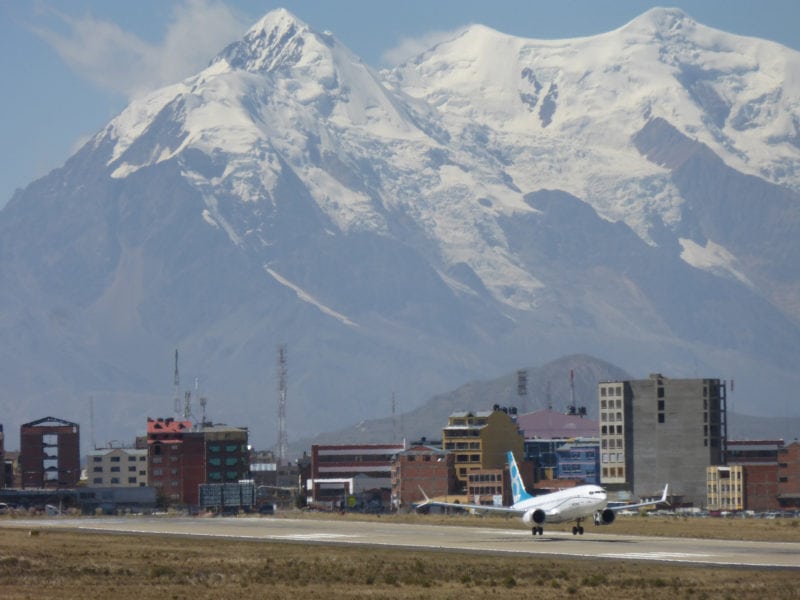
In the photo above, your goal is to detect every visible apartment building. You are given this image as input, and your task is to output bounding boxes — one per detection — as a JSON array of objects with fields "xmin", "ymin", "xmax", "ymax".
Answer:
[
  {"xmin": 20, "ymin": 416, "xmax": 80, "ymax": 489},
  {"xmin": 599, "ymin": 374, "xmax": 726, "ymax": 506},
  {"xmin": 87, "ymin": 447, "xmax": 148, "ymax": 487},
  {"xmin": 442, "ymin": 405, "xmax": 524, "ymax": 490}
]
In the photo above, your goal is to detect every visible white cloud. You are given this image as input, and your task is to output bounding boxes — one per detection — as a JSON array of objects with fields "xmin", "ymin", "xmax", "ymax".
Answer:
[
  {"xmin": 31, "ymin": 0, "xmax": 248, "ymax": 99},
  {"xmin": 381, "ymin": 27, "xmax": 467, "ymax": 66}
]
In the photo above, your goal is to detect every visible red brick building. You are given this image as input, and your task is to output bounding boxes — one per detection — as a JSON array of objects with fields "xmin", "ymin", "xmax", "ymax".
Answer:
[
  {"xmin": 726, "ymin": 440, "xmax": 783, "ymax": 512},
  {"xmin": 147, "ymin": 418, "xmax": 194, "ymax": 504},
  {"xmin": 777, "ymin": 442, "xmax": 800, "ymax": 511},
  {"xmin": 20, "ymin": 417, "xmax": 80, "ymax": 488},
  {"xmin": 391, "ymin": 445, "xmax": 456, "ymax": 509},
  {"xmin": 0, "ymin": 424, "xmax": 5, "ymax": 489},
  {"xmin": 146, "ymin": 418, "xmax": 249, "ymax": 506}
]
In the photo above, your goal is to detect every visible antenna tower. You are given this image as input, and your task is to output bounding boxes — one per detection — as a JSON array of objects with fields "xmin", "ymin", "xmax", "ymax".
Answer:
[
  {"xmin": 89, "ymin": 396, "xmax": 96, "ymax": 450},
  {"xmin": 391, "ymin": 392, "xmax": 396, "ymax": 442},
  {"xmin": 173, "ymin": 349, "xmax": 180, "ymax": 417},
  {"xmin": 199, "ymin": 397, "xmax": 207, "ymax": 430},
  {"xmin": 184, "ymin": 390, "xmax": 192, "ymax": 420},
  {"xmin": 569, "ymin": 368, "xmax": 576, "ymax": 414},
  {"xmin": 277, "ymin": 345, "xmax": 288, "ymax": 465}
]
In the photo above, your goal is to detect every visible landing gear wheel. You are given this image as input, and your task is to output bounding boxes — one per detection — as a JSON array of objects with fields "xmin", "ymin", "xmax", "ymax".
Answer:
[
  {"xmin": 578, "ymin": 526, "xmax": 584, "ymax": 535},
  {"xmin": 538, "ymin": 527, "xmax": 543, "ymax": 535},
  {"xmin": 572, "ymin": 526, "xmax": 578, "ymax": 535}
]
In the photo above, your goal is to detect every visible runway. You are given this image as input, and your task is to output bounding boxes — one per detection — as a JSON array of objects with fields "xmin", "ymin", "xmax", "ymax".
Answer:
[{"xmin": 3, "ymin": 515, "xmax": 798, "ymax": 569}]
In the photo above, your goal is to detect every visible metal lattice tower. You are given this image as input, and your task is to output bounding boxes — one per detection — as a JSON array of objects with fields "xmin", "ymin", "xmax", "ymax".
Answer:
[
  {"xmin": 277, "ymin": 344, "xmax": 288, "ymax": 465},
  {"xmin": 173, "ymin": 349, "xmax": 180, "ymax": 417}
]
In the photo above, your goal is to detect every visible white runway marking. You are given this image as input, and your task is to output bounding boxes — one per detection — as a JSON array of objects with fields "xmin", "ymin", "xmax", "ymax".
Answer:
[
  {"xmin": 270, "ymin": 533, "xmax": 355, "ymax": 541},
  {"xmin": 601, "ymin": 552, "xmax": 712, "ymax": 561}
]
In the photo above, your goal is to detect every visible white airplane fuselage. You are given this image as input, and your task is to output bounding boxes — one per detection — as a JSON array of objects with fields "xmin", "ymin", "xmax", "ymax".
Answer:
[{"xmin": 514, "ymin": 485, "xmax": 608, "ymax": 525}]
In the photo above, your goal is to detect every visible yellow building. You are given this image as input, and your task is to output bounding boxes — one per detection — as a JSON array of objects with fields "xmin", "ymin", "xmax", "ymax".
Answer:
[
  {"xmin": 442, "ymin": 406, "xmax": 524, "ymax": 490},
  {"xmin": 706, "ymin": 465, "xmax": 744, "ymax": 512}
]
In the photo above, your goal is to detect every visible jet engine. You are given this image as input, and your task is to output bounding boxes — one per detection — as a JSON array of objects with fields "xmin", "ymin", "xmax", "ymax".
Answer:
[
  {"xmin": 594, "ymin": 508, "xmax": 616, "ymax": 526},
  {"xmin": 522, "ymin": 508, "xmax": 546, "ymax": 526}
]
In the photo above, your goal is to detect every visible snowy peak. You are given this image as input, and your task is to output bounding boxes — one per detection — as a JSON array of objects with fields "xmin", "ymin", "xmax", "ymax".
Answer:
[
  {"xmin": 617, "ymin": 7, "xmax": 696, "ymax": 40},
  {"xmin": 215, "ymin": 8, "xmax": 319, "ymax": 74}
]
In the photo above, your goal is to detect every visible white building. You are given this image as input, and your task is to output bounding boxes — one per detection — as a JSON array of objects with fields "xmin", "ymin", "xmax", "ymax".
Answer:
[{"xmin": 87, "ymin": 447, "xmax": 148, "ymax": 487}]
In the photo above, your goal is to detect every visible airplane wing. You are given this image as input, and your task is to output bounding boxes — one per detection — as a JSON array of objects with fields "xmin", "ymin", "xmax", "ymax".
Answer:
[
  {"xmin": 416, "ymin": 487, "xmax": 524, "ymax": 516},
  {"xmin": 609, "ymin": 484, "xmax": 669, "ymax": 512}
]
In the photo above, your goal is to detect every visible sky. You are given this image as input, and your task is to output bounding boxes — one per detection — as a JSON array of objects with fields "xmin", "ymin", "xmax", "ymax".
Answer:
[{"xmin": 1, "ymin": 0, "xmax": 799, "ymax": 208}]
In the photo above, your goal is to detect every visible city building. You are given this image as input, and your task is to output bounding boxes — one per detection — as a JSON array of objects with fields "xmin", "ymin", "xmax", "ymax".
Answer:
[
  {"xmin": 202, "ymin": 424, "xmax": 250, "ymax": 486},
  {"xmin": 20, "ymin": 416, "xmax": 80, "ymax": 489},
  {"xmin": 726, "ymin": 440, "xmax": 783, "ymax": 512},
  {"xmin": 0, "ymin": 424, "xmax": 5, "ymax": 489},
  {"xmin": 442, "ymin": 405, "xmax": 524, "ymax": 490},
  {"xmin": 599, "ymin": 374, "xmax": 727, "ymax": 507},
  {"xmin": 555, "ymin": 438, "xmax": 600, "ymax": 485},
  {"xmin": 706, "ymin": 465, "xmax": 744, "ymax": 512},
  {"xmin": 777, "ymin": 441, "xmax": 800, "ymax": 511},
  {"xmin": 146, "ymin": 417, "xmax": 194, "ymax": 504},
  {"xmin": 146, "ymin": 417, "xmax": 249, "ymax": 506},
  {"xmin": 391, "ymin": 444, "xmax": 456, "ymax": 510},
  {"xmin": 517, "ymin": 408, "xmax": 598, "ymax": 439},
  {"xmin": 308, "ymin": 443, "xmax": 405, "ymax": 509},
  {"xmin": 87, "ymin": 447, "xmax": 148, "ymax": 487},
  {"xmin": 524, "ymin": 438, "xmax": 562, "ymax": 482},
  {"xmin": 466, "ymin": 468, "xmax": 507, "ymax": 505}
]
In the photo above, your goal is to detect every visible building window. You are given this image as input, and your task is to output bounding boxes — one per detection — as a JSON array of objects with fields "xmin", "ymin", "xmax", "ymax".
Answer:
[
  {"xmin": 658, "ymin": 414, "xmax": 665, "ymax": 423},
  {"xmin": 110, "ymin": 456, "xmax": 120, "ymax": 462},
  {"xmin": 93, "ymin": 467, "xmax": 102, "ymax": 473},
  {"xmin": 128, "ymin": 477, "xmax": 137, "ymax": 484},
  {"xmin": 110, "ymin": 477, "xmax": 119, "ymax": 484},
  {"xmin": 93, "ymin": 456, "xmax": 102, "ymax": 462},
  {"xmin": 128, "ymin": 466, "xmax": 136, "ymax": 472},
  {"xmin": 93, "ymin": 477, "xmax": 102, "ymax": 484},
  {"xmin": 110, "ymin": 466, "xmax": 120, "ymax": 472}
]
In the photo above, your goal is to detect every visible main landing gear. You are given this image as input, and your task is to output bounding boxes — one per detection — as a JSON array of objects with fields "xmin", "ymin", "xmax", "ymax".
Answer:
[
  {"xmin": 531, "ymin": 526, "xmax": 544, "ymax": 536},
  {"xmin": 571, "ymin": 519, "xmax": 585, "ymax": 535}
]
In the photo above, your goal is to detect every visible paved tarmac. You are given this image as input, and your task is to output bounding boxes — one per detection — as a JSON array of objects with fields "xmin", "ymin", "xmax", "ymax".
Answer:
[{"xmin": 3, "ymin": 516, "xmax": 799, "ymax": 569}]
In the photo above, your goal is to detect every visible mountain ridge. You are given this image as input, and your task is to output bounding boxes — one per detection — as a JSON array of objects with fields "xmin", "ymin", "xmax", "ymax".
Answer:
[{"xmin": 0, "ymin": 7, "xmax": 798, "ymax": 450}]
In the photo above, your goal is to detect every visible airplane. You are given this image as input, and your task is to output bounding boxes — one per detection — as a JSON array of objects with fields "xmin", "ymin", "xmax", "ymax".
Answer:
[{"xmin": 418, "ymin": 451, "xmax": 668, "ymax": 536}]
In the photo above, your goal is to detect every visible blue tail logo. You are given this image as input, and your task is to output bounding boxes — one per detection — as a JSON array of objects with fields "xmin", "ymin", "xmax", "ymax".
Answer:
[{"xmin": 508, "ymin": 451, "xmax": 533, "ymax": 504}]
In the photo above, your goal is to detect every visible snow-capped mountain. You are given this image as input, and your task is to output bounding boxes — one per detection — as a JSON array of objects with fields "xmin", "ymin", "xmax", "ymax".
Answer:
[{"xmin": 1, "ymin": 7, "xmax": 798, "ymax": 449}]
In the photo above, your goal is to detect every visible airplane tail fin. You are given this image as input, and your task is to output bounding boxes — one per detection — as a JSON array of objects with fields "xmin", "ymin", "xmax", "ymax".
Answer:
[
  {"xmin": 507, "ymin": 451, "xmax": 533, "ymax": 504},
  {"xmin": 416, "ymin": 486, "xmax": 432, "ymax": 510}
]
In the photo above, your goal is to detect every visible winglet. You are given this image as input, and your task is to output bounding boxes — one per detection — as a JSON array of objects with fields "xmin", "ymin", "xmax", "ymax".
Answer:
[{"xmin": 660, "ymin": 484, "xmax": 669, "ymax": 505}]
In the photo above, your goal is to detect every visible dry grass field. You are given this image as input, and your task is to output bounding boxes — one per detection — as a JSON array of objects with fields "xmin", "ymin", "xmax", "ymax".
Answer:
[{"xmin": 0, "ymin": 514, "xmax": 798, "ymax": 599}]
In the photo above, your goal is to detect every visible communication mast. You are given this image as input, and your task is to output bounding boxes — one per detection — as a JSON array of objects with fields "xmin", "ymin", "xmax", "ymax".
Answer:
[
  {"xmin": 391, "ymin": 392, "xmax": 396, "ymax": 442},
  {"xmin": 277, "ymin": 344, "xmax": 288, "ymax": 466},
  {"xmin": 173, "ymin": 349, "xmax": 180, "ymax": 417},
  {"xmin": 199, "ymin": 397, "xmax": 207, "ymax": 430}
]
